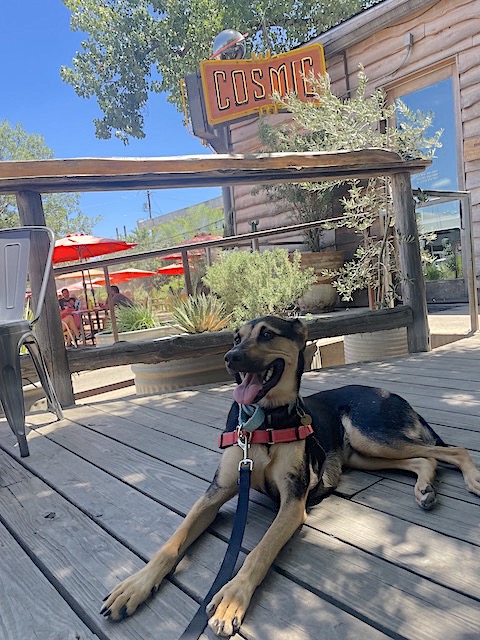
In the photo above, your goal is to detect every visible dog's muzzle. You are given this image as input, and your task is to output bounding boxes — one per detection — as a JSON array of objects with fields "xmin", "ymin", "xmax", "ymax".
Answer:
[{"xmin": 225, "ymin": 347, "xmax": 285, "ymax": 404}]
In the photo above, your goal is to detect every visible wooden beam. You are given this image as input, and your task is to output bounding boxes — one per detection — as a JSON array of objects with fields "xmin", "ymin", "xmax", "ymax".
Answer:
[
  {"xmin": 391, "ymin": 173, "xmax": 430, "ymax": 353},
  {"xmin": 0, "ymin": 150, "xmax": 430, "ymax": 194},
  {"xmin": 20, "ymin": 307, "xmax": 412, "ymax": 378}
]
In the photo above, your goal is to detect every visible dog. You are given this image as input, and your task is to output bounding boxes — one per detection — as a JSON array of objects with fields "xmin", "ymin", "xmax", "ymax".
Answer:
[{"xmin": 101, "ymin": 315, "xmax": 480, "ymax": 636}]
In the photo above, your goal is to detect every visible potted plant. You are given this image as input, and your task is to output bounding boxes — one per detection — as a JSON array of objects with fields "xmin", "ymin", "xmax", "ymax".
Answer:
[
  {"xmin": 202, "ymin": 248, "xmax": 316, "ymax": 323},
  {"xmin": 257, "ymin": 121, "xmax": 345, "ymax": 312},
  {"xmin": 131, "ymin": 292, "xmax": 233, "ymax": 394},
  {"xmin": 95, "ymin": 302, "xmax": 179, "ymax": 345},
  {"xmin": 262, "ymin": 68, "xmax": 442, "ymax": 361}
]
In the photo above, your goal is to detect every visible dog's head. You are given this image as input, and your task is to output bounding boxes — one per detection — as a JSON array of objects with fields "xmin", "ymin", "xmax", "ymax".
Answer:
[{"xmin": 224, "ymin": 316, "xmax": 308, "ymax": 408}]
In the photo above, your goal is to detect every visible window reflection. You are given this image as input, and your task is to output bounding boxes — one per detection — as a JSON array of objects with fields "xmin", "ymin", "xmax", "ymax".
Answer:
[{"xmin": 398, "ymin": 77, "xmax": 460, "ymax": 265}]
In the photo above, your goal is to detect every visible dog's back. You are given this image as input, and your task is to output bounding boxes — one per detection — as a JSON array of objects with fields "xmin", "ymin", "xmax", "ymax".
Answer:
[{"xmin": 305, "ymin": 384, "xmax": 446, "ymax": 449}]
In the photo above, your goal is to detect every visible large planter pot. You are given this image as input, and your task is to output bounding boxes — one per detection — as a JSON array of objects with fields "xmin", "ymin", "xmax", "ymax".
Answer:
[
  {"xmin": 95, "ymin": 325, "xmax": 179, "ymax": 346},
  {"xmin": 96, "ymin": 326, "xmax": 231, "ymax": 394},
  {"xmin": 132, "ymin": 351, "xmax": 230, "ymax": 394},
  {"xmin": 343, "ymin": 327, "xmax": 408, "ymax": 364},
  {"xmin": 298, "ymin": 250, "xmax": 345, "ymax": 312}
]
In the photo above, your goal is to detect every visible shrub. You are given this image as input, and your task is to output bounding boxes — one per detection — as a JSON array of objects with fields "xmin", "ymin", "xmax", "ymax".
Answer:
[{"xmin": 203, "ymin": 249, "xmax": 316, "ymax": 324}]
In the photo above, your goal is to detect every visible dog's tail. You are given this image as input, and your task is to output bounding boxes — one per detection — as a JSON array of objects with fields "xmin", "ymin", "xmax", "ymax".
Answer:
[{"xmin": 419, "ymin": 414, "xmax": 448, "ymax": 447}]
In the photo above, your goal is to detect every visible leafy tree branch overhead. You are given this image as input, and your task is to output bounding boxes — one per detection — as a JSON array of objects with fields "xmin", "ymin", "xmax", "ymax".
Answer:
[
  {"xmin": 60, "ymin": 0, "xmax": 375, "ymax": 143},
  {"xmin": 0, "ymin": 120, "xmax": 101, "ymax": 235}
]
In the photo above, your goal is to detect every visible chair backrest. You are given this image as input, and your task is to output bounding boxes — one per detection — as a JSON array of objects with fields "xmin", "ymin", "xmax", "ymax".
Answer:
[{"xmin": 0, "ymin": 226, "xmax": 55, "ymax": 325}]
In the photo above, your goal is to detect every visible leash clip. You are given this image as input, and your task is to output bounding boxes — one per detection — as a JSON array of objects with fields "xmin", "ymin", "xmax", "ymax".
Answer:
[{"xmin": 237, "ymin": 428, "xmax": 254, "ymax": 471}]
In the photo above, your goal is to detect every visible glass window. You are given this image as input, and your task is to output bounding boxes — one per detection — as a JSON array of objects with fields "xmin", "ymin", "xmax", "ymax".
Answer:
[{"xmin": 397, "ymin": 76, "xmax": 460, "ymax": 261}]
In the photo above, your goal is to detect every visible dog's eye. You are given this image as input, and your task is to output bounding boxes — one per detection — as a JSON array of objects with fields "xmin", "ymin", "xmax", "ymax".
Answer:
[
  {"xmin": 233, "ymin": 334, "xmax": 241, "ymax": 345},
  {"xmin": 260, "ymin": 328, "xmax": 275, "ymax": 341}
]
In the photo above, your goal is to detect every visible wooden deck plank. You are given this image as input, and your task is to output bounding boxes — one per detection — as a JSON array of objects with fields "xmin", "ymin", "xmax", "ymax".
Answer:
[
  {"xmin": 307, "ymin": 494, "xmax": 480, "ymax": 599},
  {"xmin": 2, "ymin": 332, "xmax": 480, "ymax": 639},
  {"xmin": 0, "ymin": 449, "xmax": 199, "ymax": 640},
  {"xmin": 0, "ymin": 516, "xmax": 99, "ymax": 640},
  {"xmin": 4, "ymin": 414, "xmax": 480, "ymax": 639},
  {"xmin": 0, "ymin": 426, "xmax": 390, "ymax": 640},
  {"xmin": 352, "ymin": 478, "xmax": 480, "ymax": 545}
]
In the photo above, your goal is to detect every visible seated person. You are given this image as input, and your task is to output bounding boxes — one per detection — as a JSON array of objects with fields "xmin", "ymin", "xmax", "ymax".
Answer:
[
  {"xmin": 59, "ymin": 305, "xmax": 81, "ymax": 346},
  {"xmin": 109, "ymin": 285, "xmax": 134, "ymax": 308},
  {"xmin": 59, "ymin": 294, "xmax": 81, "ymax": 330},
  {"xmin": 59, "ymin": 288, "xmax": 80, "ymax": 311}
]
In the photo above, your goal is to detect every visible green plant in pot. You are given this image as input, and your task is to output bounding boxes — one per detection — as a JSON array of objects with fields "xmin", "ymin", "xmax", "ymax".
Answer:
[
  {"xmin": 170, "ymin": 293, "xmax": 232, "ymax": 333},
  {"xmin": 114, "ymin": 303, "xmax": 159, "ymax": 332},
  {"xmin": 97, "ymin": 302, "xmax": 179, "ymax": 345},
  {"xmin": 203, "ymin": 248, "xmax": 316, "ymax": 325},
  {"xmin": 261, "ymin": 68, "xmax": 441, "ymax": 362},
  {"xmin": 257, "ymin": 119, "xmax": 346, "ymax": 312},
  {"xmin": 262, "ymin": 67, "xmax": 442, "ymax": 313},
  {"xmin": 132, "ymin": 293, "xmax": 234, "ymax": 395}
]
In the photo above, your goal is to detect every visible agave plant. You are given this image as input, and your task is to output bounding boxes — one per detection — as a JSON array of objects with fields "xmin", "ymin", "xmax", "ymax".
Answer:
[
  {"xmin": 113, "ymin": 303, "xmax": 159, "ymax": 332},
  {"xmin": 171, "ymin": 293, "xmax": 232, "ymax": 333}
]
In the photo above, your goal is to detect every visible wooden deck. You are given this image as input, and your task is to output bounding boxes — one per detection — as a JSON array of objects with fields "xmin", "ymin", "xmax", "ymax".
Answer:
[{"xmin": 1, "ymin": 334, "xmax": 480, "ymax": 640}]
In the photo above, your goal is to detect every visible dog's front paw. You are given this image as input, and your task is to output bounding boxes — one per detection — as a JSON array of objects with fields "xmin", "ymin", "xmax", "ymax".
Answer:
[
  {"xmin": 206, "ymin": 578, "xmax": 253, "ymax": 636},
  {"xmin": 101, "ymin": 568, "xmax": 159, "ymax": 621},
  {"xmin": 465, "ymin": 468, "xmax": 480, "ymax": 496}
]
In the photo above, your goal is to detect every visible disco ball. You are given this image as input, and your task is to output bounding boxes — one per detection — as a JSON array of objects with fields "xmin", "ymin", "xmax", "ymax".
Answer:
[{"xmin": 211, "ymin": 29, "xmax": 247, "ymax": 60}]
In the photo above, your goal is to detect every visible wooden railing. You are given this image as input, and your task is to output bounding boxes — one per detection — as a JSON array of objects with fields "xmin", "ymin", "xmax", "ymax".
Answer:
[
  {"xmin": 20, "ymin": 307, "xmax": 412, "ymax": 379},
  {"xmin": 2, "ymin": 149, "xmax": 430, "ymax": 405}
]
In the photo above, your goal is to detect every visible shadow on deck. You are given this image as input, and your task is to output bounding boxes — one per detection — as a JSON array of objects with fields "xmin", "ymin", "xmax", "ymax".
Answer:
[{"xmin": 1, "ymin": 333, "xmax": 480, "ymax": 639}]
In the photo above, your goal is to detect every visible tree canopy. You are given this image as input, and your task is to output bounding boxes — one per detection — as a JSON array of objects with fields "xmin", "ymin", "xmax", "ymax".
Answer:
[
  {"xmin": 0, "ymin": 120, "xmax": 101, "ymax": 236},
  {"xmin": 61, "ymin": 0, "xmax": 373, "ymax": 143}
]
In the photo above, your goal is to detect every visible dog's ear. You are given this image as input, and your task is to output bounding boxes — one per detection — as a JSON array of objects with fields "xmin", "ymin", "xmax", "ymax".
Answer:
[{"xmin": 290, "ymin": 318, "xmax": 308, "ymax": 350}]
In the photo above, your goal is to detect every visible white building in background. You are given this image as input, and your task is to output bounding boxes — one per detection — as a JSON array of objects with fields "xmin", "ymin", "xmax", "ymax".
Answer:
[{"xmin": 137, "ymin": 196, "xmax": 223, "ymax": 231}]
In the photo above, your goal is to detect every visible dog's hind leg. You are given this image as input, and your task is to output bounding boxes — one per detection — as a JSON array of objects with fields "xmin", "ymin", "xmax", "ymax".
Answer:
[
  {"xmin": 346, "ymin": 451, "xmax": 439, "ymax": 510},
  {"xmin": 101, "ymin": 454, "xmax": 240, "ymax": 621},
  {"xmin": 421, "ymin": 445, "xmax": 480, "ymax": 496}
]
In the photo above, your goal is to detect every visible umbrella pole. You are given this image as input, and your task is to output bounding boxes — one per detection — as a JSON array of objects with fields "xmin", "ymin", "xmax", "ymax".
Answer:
[
  {"xmin": 81, "ymin": 272, "xmax": 89, "ymax": 307},
  {"xmin": 87, "ymin": 268, "xmax": 97, "ymax": 306}
]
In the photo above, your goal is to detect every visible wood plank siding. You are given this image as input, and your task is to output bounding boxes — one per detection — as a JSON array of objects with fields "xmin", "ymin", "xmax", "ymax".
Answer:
[{"xmin": 228, "ymin": 0, "xmax": 480, "ymax": 272}]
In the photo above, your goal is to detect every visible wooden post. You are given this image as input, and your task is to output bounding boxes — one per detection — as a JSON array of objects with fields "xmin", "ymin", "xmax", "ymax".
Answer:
[
  {"xmin": 16, "ymin": 190, "xmax": 75, "ymax": 406},
  {"xmin": 391, "ymin": 173, "xmax": 430, "ymax": 353},
  {"xmin": 181, "ymin": 249, "xmax": 193, "ymax": 295}
]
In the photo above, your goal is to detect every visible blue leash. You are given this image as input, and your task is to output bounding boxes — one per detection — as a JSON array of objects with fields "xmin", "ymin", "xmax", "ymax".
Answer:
[{"xmin": 179, "ymin": 464, "xmax": 252, "ymax": 639}]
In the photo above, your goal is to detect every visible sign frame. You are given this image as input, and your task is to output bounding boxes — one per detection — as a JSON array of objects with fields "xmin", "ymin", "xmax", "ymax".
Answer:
[{"xmin": 199, "ymin": 43, "xmax": 326, "ymax": 126}]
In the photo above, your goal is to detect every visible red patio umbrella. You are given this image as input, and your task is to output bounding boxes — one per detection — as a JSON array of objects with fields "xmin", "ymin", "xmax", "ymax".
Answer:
[
  {"xmin": 53, "ymin": 234, "xmax": 137, "ymax": 304},
  {"xmin": 91, "ymin": 268, "xmax": 157, "ymax": 286},
  {"xmin": 52, "ymin": 234, "xmax": 137, "ymax": 263},
  {"xmin": 55, "ymin": 268, "xmax": 105, "ymax": 281},
  {"xmin": 157, "ymin": 263, "xmax": 185, "ymax": 276},
  {"xmin": 162, "ymin": 233, "xmax": 223, "ymax": 261}
]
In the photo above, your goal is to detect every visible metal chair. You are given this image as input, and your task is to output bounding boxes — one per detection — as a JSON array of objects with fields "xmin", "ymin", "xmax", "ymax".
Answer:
[{"xmin": 0, "ymin": 226, "xmax": 63, "ymax": 457}]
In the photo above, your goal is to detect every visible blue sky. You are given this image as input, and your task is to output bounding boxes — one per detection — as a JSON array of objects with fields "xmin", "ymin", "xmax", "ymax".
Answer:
[{"xmin": 0, "ymin": 0, "xmax": 220, "ymax": 237}]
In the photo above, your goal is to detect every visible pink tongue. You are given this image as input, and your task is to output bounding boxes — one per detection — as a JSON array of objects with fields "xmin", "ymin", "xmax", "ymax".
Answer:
[{"xmin": 233, "ymin": 373, "xmax": 263, "ymax": 405}]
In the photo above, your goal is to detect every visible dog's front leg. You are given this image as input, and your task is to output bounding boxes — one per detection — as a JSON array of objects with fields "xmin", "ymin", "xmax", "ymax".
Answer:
[
  {"xmin": 101, "ymin": 455, "xmax": 239, "ymax": 621},
  {"xmin": 207, "ymin": 494, "xmax": 307, "ymax": 636}
]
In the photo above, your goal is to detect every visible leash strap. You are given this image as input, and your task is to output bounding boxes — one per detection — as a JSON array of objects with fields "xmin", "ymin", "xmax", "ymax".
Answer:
[{"xmin": 179, "ymin": 465, "xmax": 251, "ymax": 640}]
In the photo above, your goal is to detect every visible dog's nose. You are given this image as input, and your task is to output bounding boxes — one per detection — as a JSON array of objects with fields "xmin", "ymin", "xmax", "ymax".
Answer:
[{"xmin": 224, "ymin": 348, "xmax": 243, "ymax": 365}]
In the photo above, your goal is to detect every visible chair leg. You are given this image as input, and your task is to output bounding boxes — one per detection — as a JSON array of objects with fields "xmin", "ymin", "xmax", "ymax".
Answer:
[
  {"xmin": 0, "ymin": 335, "xmax": 29, "ymax": 457},
  {"xmin": 23, "ymin": 334, "xmax": 63, "ymax": 421}
]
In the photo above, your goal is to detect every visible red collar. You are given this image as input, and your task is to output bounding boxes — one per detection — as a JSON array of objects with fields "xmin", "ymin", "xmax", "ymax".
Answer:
[{"xmin": 219, "ymin": 424, "xmax": 313, "ymax": 449}]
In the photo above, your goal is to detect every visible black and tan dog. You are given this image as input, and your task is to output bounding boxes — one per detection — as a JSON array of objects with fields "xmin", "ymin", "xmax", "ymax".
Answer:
[{"xmin": 102, "ymin": 315, "xmax": 480, "ymax": 636}]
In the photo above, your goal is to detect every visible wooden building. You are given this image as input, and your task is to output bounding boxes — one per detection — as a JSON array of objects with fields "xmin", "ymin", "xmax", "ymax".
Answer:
[{"xmin": 225, "ymin": 0, "xmax": 480, "ymax": 278}]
